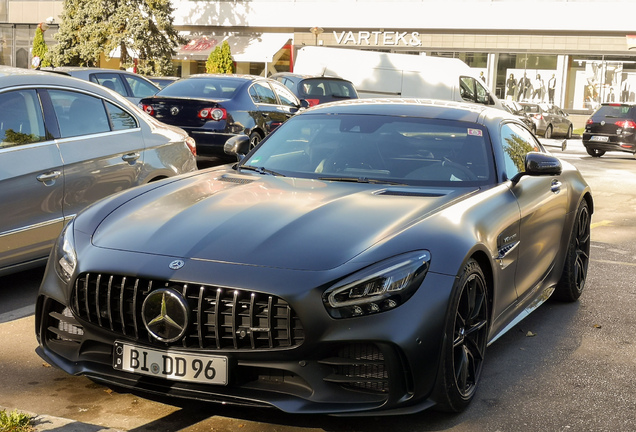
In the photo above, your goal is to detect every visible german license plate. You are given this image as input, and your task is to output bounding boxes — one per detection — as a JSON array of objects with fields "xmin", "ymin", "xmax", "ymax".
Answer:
[
  {"xmin": 113, "ymin": 341, "xmax": 228, "ymax": 385},
  {"xmin": 589, "ymin": 136, "xmax": 609, "ymax": 142}
]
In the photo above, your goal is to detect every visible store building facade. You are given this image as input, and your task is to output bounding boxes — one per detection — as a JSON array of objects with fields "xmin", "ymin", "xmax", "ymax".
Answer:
[{"xmin": 4, "ymin": 0, "xmax": 636, "ymax": 112}]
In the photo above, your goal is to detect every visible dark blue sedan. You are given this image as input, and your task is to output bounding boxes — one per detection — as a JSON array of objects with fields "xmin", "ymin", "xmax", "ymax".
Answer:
[{"xmin": 139, "ymin": 74, "xmax": 305, "ymax": 156}]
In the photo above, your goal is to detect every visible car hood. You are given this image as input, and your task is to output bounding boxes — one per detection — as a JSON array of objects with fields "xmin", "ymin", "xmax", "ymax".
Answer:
[{"xmin": 91, "ymin": 171, "xmax": 474, "ymax": 271}]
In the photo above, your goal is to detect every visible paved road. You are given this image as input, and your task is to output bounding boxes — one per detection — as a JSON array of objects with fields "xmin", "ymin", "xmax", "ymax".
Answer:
[{"xmin": 1, "ymin": 139, "xmax": 635, "ymax": 431}]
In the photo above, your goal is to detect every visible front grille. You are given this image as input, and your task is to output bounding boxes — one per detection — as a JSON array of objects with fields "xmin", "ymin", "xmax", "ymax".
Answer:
[
  {"xmin": 320, "ymin": 343, "xmax": 389, "ymax": 393},
  {"xmin": 71, "ymin": 273, "xmax": 304, "ymax": 350}
]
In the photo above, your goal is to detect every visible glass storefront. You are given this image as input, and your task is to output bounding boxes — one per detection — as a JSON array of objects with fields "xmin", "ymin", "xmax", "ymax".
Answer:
[{"xmin": 0, "ymin": 24, "xmax": 57, "ymax": 68}]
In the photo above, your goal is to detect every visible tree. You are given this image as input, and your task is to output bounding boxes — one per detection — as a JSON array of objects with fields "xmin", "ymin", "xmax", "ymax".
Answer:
[
  {"xmin": 206, "ymin": 41, "xmax": 234, "ymax": 74},
  {"xmin": 32, "ymin": 25, "xmax": 51, "ymax": 68},
  {"xmin": 50, "ymin": 0, "xmax": 186, "ymax": 76}
]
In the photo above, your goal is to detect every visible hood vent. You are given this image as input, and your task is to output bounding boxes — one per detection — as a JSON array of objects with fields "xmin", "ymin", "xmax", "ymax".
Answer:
[
  {"xmin": 219, "ymin": 175, "xmax": 255, "ymax": 185},
  {"xmin": 377, "ymin": 189, "xmax": 446, "ymax": 198}
]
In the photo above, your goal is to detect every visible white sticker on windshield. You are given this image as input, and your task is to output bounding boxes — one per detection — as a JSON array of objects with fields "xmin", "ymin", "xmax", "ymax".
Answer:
[{"xmin": 468, "ymin": 128, "xmax": 482, "ymax": 137}]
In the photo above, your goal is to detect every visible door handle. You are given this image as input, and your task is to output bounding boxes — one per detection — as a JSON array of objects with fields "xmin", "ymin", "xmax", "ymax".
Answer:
[
  {"xmin": 36, "ymin": 170, "xmax": 62, "ymax": 184},
  {"xmin": 551, "ymin": 179, "xmax": 562, "ymax": 193},
  {"xmin": 122, "ymin": 152, "xmax": 140, "ymax": 164}
]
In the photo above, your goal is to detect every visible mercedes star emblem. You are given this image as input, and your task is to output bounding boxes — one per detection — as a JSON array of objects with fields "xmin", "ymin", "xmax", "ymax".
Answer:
[
  {"xmin": 170, "ymin": 106, "xmax": 179, "ymax": 116},
  {"xmin": 169, "ymin": 259, "xmax": 185, "ymax": 270},
  {"xmin": 141, "ymin": 289, "xmax": 189, "ymax": 343}
]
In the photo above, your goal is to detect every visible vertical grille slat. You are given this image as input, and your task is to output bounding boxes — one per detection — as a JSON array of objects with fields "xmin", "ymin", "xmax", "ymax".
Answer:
[
  {"xmin": 96, "ymin": 274, "xmax": 103, "ymax": 327},
  {"xmin": 197, "ymin": 285, "xmax": 205, "ymax": 348},
  {"xmin": 83, "ymin": 274, "xmax": 91, "ymax": 323},
  {"xmin": 107, "ymin": 275, "xmax": 114, "ymax": 331},
  {"xmin": 119, "ymin": 277, "xmax": 127, "ymax": 336},
  {"xmin": 71, "ymin": 273, "xmax": 304, "ymax": 351}
]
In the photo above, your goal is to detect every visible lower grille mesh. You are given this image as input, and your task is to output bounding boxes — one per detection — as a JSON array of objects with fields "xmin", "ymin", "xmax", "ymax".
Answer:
[
  {"xmin": 71, "ymin": 273, "xmax": 304, "ymax": 350},
  {"xmin": 320, "ymin": 343, "xmax": 389, "ymax": 393}
]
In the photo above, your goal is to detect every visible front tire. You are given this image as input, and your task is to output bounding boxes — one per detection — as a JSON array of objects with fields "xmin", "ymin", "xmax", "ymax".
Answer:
[
  {"xmin": 434, "ymin": 259, "xmax": 489, "ymax": 412},
  {"xmin": 544, "ymin": 125, "xmax": 553, "ymax": 139},
  {"xmin": 554, "ymin": 200, "xmax": 591, "ymax": 302}
]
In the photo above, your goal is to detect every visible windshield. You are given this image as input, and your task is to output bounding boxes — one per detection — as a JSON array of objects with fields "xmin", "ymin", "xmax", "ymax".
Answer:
[
  {"xmin": 242, "ymin": 114, "xmax": 495, "ymax": 186},
  {"xmin": 157, "ymin": 77, "xmax": 244, "ymax": 98},
  {"xmin": 300, "ymin": 79, "xmax": 358, "ymax": 99}
]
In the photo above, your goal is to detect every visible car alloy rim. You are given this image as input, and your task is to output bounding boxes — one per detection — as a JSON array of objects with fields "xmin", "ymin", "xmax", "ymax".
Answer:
[
  {"xmin": 574, "ymin": 205, "xmax": 591, "ymax": 293},
  {"xmin": 453, "ymin": 272, "xmax": 488, "ymax": 399}
]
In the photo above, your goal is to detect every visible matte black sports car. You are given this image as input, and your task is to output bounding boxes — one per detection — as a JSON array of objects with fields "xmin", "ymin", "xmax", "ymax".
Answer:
[
  {"xmin": 36, "ymin": 99, "xmax": 593, "ymax": 415},
  {"xmin": 138, "ymin": 74, "xmax": 305, "ymax": 156}
]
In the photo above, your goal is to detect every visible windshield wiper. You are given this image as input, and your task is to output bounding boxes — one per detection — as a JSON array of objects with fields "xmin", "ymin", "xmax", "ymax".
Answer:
[
  {"xmin": 240, "ymin": 165, "xmax": 285, "ymax": 177},
  {"xmin": 318, "ymin": 176, "xmax": 406, "ymax": 185}
]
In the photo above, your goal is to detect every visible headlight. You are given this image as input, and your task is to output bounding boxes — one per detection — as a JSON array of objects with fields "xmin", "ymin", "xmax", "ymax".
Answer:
[
  {"xmin": 54, "ymin": 220, "xmax": 77, "ymax": 284},
  {"xmin": 323, "ymin": 251, "xmax": 431, "ymax": 319}
]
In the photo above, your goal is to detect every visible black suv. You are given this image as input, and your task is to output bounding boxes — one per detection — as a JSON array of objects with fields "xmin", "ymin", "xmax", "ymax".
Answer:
[
  {"xmin": 271, "ymin": 72, "xmax": 358, "ymax": 107},
  {"xmin": 583, "ymin": 103, "xmax": 636, "ymax": 157}
]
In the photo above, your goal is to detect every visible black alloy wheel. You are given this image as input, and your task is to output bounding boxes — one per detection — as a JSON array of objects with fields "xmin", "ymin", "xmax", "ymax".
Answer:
[
  {"xmin": 554, "ymin": 200, "xmax": 591, "ymax": 302},
  {"xmin": 586, "ymin": 147, "xmax": 605, "ymax": 157},
  {"xmin": 435, "ymin": 259, "xmax": 489, "ymax": 412}
]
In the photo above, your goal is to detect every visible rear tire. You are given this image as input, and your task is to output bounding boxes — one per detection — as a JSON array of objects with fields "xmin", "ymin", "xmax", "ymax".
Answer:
[
  {"xmin": 586, "ymin": 148, "xmax": 605, "ymax": 157},
  {"xmin": 434, "ymin": 259, "xmax": 489, "ymax": 412},
  {"xmin": 249, "ymin": 131, "xmax": 263, "ymax": 151},
  {"xmin": 553, "ymin": 200, "xmax": 591, "ymax": 302},
  {"xmin": 566, "ymin": 125, "xmax": 573, "ymax": 139}
]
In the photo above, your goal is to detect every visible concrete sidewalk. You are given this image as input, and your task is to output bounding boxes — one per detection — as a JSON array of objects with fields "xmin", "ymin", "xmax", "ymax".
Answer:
[{"xmin": 2, "ymin": 406, "xmax": 123, "ymax": 432}]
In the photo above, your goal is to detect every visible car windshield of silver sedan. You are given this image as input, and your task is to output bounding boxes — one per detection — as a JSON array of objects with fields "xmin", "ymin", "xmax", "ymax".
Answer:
[{"xmin": 241, "ymin": 114, "xmax": 495, "ymax": 185}]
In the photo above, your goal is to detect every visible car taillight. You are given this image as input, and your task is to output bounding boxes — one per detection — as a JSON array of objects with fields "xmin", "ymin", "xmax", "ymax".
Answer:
[
  {"xmin": 586, "ymin": 118, "xmax": 594, "ymax": 125},
  {"xmin": 533, "ymin": 113, "xmax": 543, "ymax": 120},
  {"xmin": 306, "ymin": 99, "xmax": 320, "ymax": 107},
  {"xmin": 185, "ymin": 136, "xmax": 197, "ymax": 157},
  {"xmin": 198, "ymin": 107, "xmax": 226, "ymax": 120},
  {"xmin": 141, "ymin": 104, "xmax": 155, "ymax": 116},
  {"xmin": 615, "ymin": 120, "xmax": 636, "ymax": 129}
]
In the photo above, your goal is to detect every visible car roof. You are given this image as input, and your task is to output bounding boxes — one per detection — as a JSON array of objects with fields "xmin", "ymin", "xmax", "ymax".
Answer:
[
  {"xmin": 0, "ymin": 66, "xmax": 138, "ymax": 106},
  {"xmin": 299, "ymin": 98, "xmax": 508, "ymax": 124},
  {"xmin": 271, "ymin": 72, "xmax": 353, "ymax": 82},
  {"xmin": 186, "ymin": 74, "xmax": 272, "ymax": 82}
]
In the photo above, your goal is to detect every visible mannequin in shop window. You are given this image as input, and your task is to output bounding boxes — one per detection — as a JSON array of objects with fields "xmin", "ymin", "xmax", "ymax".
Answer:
[
  {"xmin": 506, "ymin": 73, "xmax": 517, "ymax": 100},
  {"xmin": 548, "ymin": 74, "xmax": 556, "ymax": 104}
]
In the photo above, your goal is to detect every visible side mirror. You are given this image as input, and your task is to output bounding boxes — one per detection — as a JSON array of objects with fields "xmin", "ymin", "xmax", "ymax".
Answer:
[
  {"xmin": 224, "ymin": 135, "xmax": 250, "ymax": 161},
  {"xmin": 511, "ymin": 152, "xmax": 562, "ymax": 183}
]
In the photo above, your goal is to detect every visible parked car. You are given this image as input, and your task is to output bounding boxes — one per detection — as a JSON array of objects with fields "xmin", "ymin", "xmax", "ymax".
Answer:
[
  {"xmin": 0, "ymin": 66, "xmax": 197, "ymax": 276},
  {"xmin": 139, "ymin": 74, "xmax": 305, "ymax": 156},
  {"xmin": 502, "ymin": 100, "xmax": 535, "ymax": 131},
  {"xmin": 519, "ymin": 102, "xmax": 573, "ymax": 139},
  {"xmin": 271, "ymin": 72, "xmax": 359, "ymax": 107},
  {"xmin": 46, "ymin": 67, "xmax": 161, "ymax": 103},
  {"xmin": 146, "ymin": 76, "xmax": 179, "ymax": 89},
  {"xmin": 36, "ymin": 99, "xmax": 592, "ymax": 415},
  {"xmin": 582, "ymin": 102, "xmax": 636, "ymax": 157}
]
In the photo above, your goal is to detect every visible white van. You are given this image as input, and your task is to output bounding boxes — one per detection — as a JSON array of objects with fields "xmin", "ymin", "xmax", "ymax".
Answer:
[{"xmin": 293, "ymin": 46, "xmax": 502, "ymax": 109}]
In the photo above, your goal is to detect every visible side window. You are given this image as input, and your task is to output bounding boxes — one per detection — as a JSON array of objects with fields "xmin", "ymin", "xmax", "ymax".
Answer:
[
  {"xmin": 250, "ymin": 82, "xmax": 277, "ymax": 105},
  {"xmin": 500, "ymin": 123, "xmax": 541, "ymax": 179},
  {"xmin": 105, "ymin": 102, "xmax": 138, "ymax": 130},
  {"xmin": 459, "ymin": 77, "xmax": 476, "ymax": 103},
  {"xmin": 49, "ymin": 90, "xmax": 110, "ymax": 138},
  {"xmin": 271, "ymin": 81, "xmax": 299, "ymax": 107},
  {"xmin": 475, "ymin": 80, "xmax": 492, "ymax": 105},
  {"xmin": 93, "ymin": 73, "xmax": 127, "ymax": 97},
  {"xmin": 0, "ymin": 90, "xmax": 46, "ymax": 148},
  {"xmin": 124, "ymin": 75, "xmax": 159, "ymax": 98}
]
